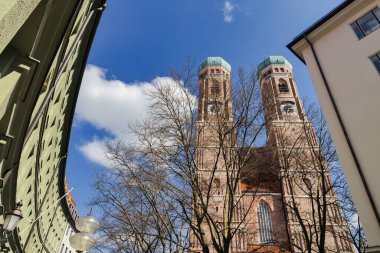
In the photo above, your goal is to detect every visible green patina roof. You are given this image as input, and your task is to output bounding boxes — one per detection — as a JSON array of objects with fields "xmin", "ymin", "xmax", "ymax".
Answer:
[
  {"xmin": 257, "ymin": 56, "xmax": 293, "ymax": 73},
  {"xmin": 198, "ymin": 57, "xmax": 231, "ymax": 72}
]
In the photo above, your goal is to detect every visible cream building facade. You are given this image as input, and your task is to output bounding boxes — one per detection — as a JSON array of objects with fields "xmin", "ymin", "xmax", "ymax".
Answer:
[
  {"xmin": 58, "ymin": 224, "xmax": 77, "ymax": 253},
  {"xmin": 288, "ymin": 0, "xmax": 380, "ymax": 252},
  {"xmin": 0, "ymin": 0, "xmax": 105, "ymax": 252}
]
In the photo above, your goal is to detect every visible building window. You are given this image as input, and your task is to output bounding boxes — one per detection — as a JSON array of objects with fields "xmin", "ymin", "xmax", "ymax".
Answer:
[
  {"xmin": 303, "ymin": 178, "xmax": 312, "ymax": 190},
  {"xmin": 211, "ymin": 83, "xmax": 220, "ymax": 94},
  {"xmin": 278, "ymin": 80, "xmax": 289, "ymax": 92},
  {"xmin": 213, "ymin": 178, "xmax": 221, "ymax": 188},
  {"xmin": 351, "ymin": 7, "xmax": 380, "ymax": 39},
  {"xmin": 258, "ymin": 203, "xmax": 274, "ymax": 243},
  {"xmin": 370, "ymin": 52, "xmax": 380, "ymax": 74}
]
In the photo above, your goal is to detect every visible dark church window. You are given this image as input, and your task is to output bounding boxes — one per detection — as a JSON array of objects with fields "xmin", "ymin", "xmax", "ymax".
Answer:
[
  {"xmin": 213, "ymin": 178, "xmax": 221, "ymax": 188},
  {"xmin": 211, "ymin": 83, "xmax": 220, "ymax": 94},
  {"xmin": 303, "ymin": 178, "xmax": 312, "ymax": 190},
  {"xmin": 258, "ymin": 203, "xmax": 274, "ymax": 243},
  {"xmin": 278, "ymin": 80, "xmax": 289, "ymax": 92}
]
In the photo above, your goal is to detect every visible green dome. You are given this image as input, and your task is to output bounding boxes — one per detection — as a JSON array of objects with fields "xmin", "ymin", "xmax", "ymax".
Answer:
[
  {"xmin": 198, "ymin": 57, "xmax": 231, "ymax": 72},
  {"xmin": 257, "ymin": 56, "xmax": 292, "ymax": 73}
]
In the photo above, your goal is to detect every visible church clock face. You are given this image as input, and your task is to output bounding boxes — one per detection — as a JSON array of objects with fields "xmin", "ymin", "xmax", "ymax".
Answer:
[
  {"xmin": 281, "ymin": 101, "xmax": 296, "ymax": 115},
  {"xmin": 208, "ymin": 101, "xmax": 223, "ymax": 115}
]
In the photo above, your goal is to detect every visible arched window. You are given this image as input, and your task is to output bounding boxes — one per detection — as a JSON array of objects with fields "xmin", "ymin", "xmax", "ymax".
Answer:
[
  {"xmin": 303, "ymin": 178, "xmax": 312, "ymax": 190},
  {"xmin": 213, "ymin": 178, "xmax": 221, "ymax": 195},
  {"xmin": 278, "ymin": 80, "xmax": 289, "ymax": 92},
  {"xmin": 258, "ymin": 203, "xmax": 274, "ymax": 243},
  {"xmin": 213, "ymin": 178, "xmax": 221, "ymax": 188},
  {"xmin": 211, "ymin": 83, "xmax": 220, "ymax": 94}
]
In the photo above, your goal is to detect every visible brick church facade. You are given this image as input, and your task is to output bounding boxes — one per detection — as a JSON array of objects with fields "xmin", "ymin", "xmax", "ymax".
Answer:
[{"xmin": 190, "ymin": 56, "xmax": 353, "ymax": 253}]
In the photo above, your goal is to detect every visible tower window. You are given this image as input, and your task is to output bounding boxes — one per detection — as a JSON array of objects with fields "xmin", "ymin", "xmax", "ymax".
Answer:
[
  {"xmin": 303, "ymin": 178, "xmax": 312, "ymax": 191},
  {"xmin": 213, "ymin": 178, "xmax": 221, "ymax": 189},
  {"xmin": 274, "ymin": 68, "xmax": 279, "ymax": 72},
  {"xmin": 258, "ymin": 203, "xmax": 274, "ymax": 243},
  {"xmin": 278, "ymin": 80, "xmax": 289, "ymax": 92},
  {"xmin": 280, "ymin": 68, "xmax": 284, "ymax": 72},
  {"xmin": 211, "ymin": 83, "xmax": 220, "ymax": 94}
]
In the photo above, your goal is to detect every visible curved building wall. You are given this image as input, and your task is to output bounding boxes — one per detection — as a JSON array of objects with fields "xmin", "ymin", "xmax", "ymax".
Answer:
[{"xmin": 0, "ymin": 0, "xmax": 105, "ymax": 252}]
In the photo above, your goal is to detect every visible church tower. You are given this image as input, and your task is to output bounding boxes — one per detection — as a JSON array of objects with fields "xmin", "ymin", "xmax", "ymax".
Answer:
[
  {"xmin": 258, "ymin": 56, "xmax": 353, "ymax": 252},
  {"xmin": 257, "ymin": 56, "xmax": 308, "ymax": 146},
  {"xmin": 190, "ymin": 56, "xmax": 352, "ymax": 253},
  {"xmin": 191, "ymin": 57, "xmax": 246, "ymax": 252}
]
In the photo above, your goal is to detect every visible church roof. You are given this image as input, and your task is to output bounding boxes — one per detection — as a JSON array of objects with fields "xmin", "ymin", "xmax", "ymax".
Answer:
[
  {"xmin": 198, "ymin": 57, "xmax": 231, "ymax": 72},
  {"xmin": 257, "ymin": 56, "xmax": 293, "ymax": 73}
]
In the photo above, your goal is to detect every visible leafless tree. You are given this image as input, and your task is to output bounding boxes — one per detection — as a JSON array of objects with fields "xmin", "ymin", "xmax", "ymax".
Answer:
[
  {"xmin": 278, "ymin": 103, "xmax": 363, "ymax": 253},
  {"xmin": 336, "ymin": 166, "xmax": 367, "ymax": 253},
  {"xmin": 90, "ymin": 61, "xmax": 275, "ymax": 253},
  {"xmin": 91, "ymin": 143, "xmax": 189, "ymax": 253},
  {"xmin": 91, "ymin": 62, "xmax": 362, "ymax": 253}
]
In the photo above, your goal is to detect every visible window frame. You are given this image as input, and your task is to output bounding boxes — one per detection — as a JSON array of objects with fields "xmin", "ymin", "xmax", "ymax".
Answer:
[
  {"xmin": 369, "ymin": 52, "xmax": 380, "ymax": 75},
  {"xmin": 211, "ymin": 83, "xmax": 221, "ymax": 94},
  {"xmin": 351, "ymin": 6, "xmax": 380, "ymax": 39},
  {"xmin": 278, "ymin": 80, "xmax": 289, "ymax": 93},
  {"xmin": 258, "ymin": 202, "xmax": 274, "ymax": 244}
]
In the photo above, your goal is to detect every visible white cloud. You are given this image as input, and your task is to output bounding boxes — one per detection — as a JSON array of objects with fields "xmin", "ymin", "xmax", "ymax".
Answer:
[
  {"xmin": 223, "ymin": 1, "xmax": 235, "ymax": 23},
  {"xmin": 79, "ymin": 138, "xmax": 114, "ymax": 168},
  {"xmin": 76, "ymin": 65, "xmax": 152, "ymax": 137},
  {"xmin": 76, "ymin": 65, "xmax": 196, "ymax": 168}
]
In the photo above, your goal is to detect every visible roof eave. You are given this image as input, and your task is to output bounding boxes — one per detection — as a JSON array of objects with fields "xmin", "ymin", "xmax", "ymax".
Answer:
[{"xmin": 287, "ymin": 0, "xmax": 356, "ymax": 64}]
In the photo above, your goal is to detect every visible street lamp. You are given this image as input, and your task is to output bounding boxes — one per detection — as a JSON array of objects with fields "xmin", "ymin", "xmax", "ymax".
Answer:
[
  {"xmin": 69, "ymin": 214, "xmax": 100, "ymax": 252},
  {"xmin": 0, "ymin": 202, "xmax": 23, "ymax": 251}
]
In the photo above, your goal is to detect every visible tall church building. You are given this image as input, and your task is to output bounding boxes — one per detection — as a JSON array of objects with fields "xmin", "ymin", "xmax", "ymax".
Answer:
[{"xmin": 191, "ymin": 56, "xmax": 353, "ymax": 253}]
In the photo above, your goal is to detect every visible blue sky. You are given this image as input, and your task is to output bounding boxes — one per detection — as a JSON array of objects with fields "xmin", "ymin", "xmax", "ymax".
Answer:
[{"xmin": 66, "ymin": 0, "xmax": 344, "ymax": 215}]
